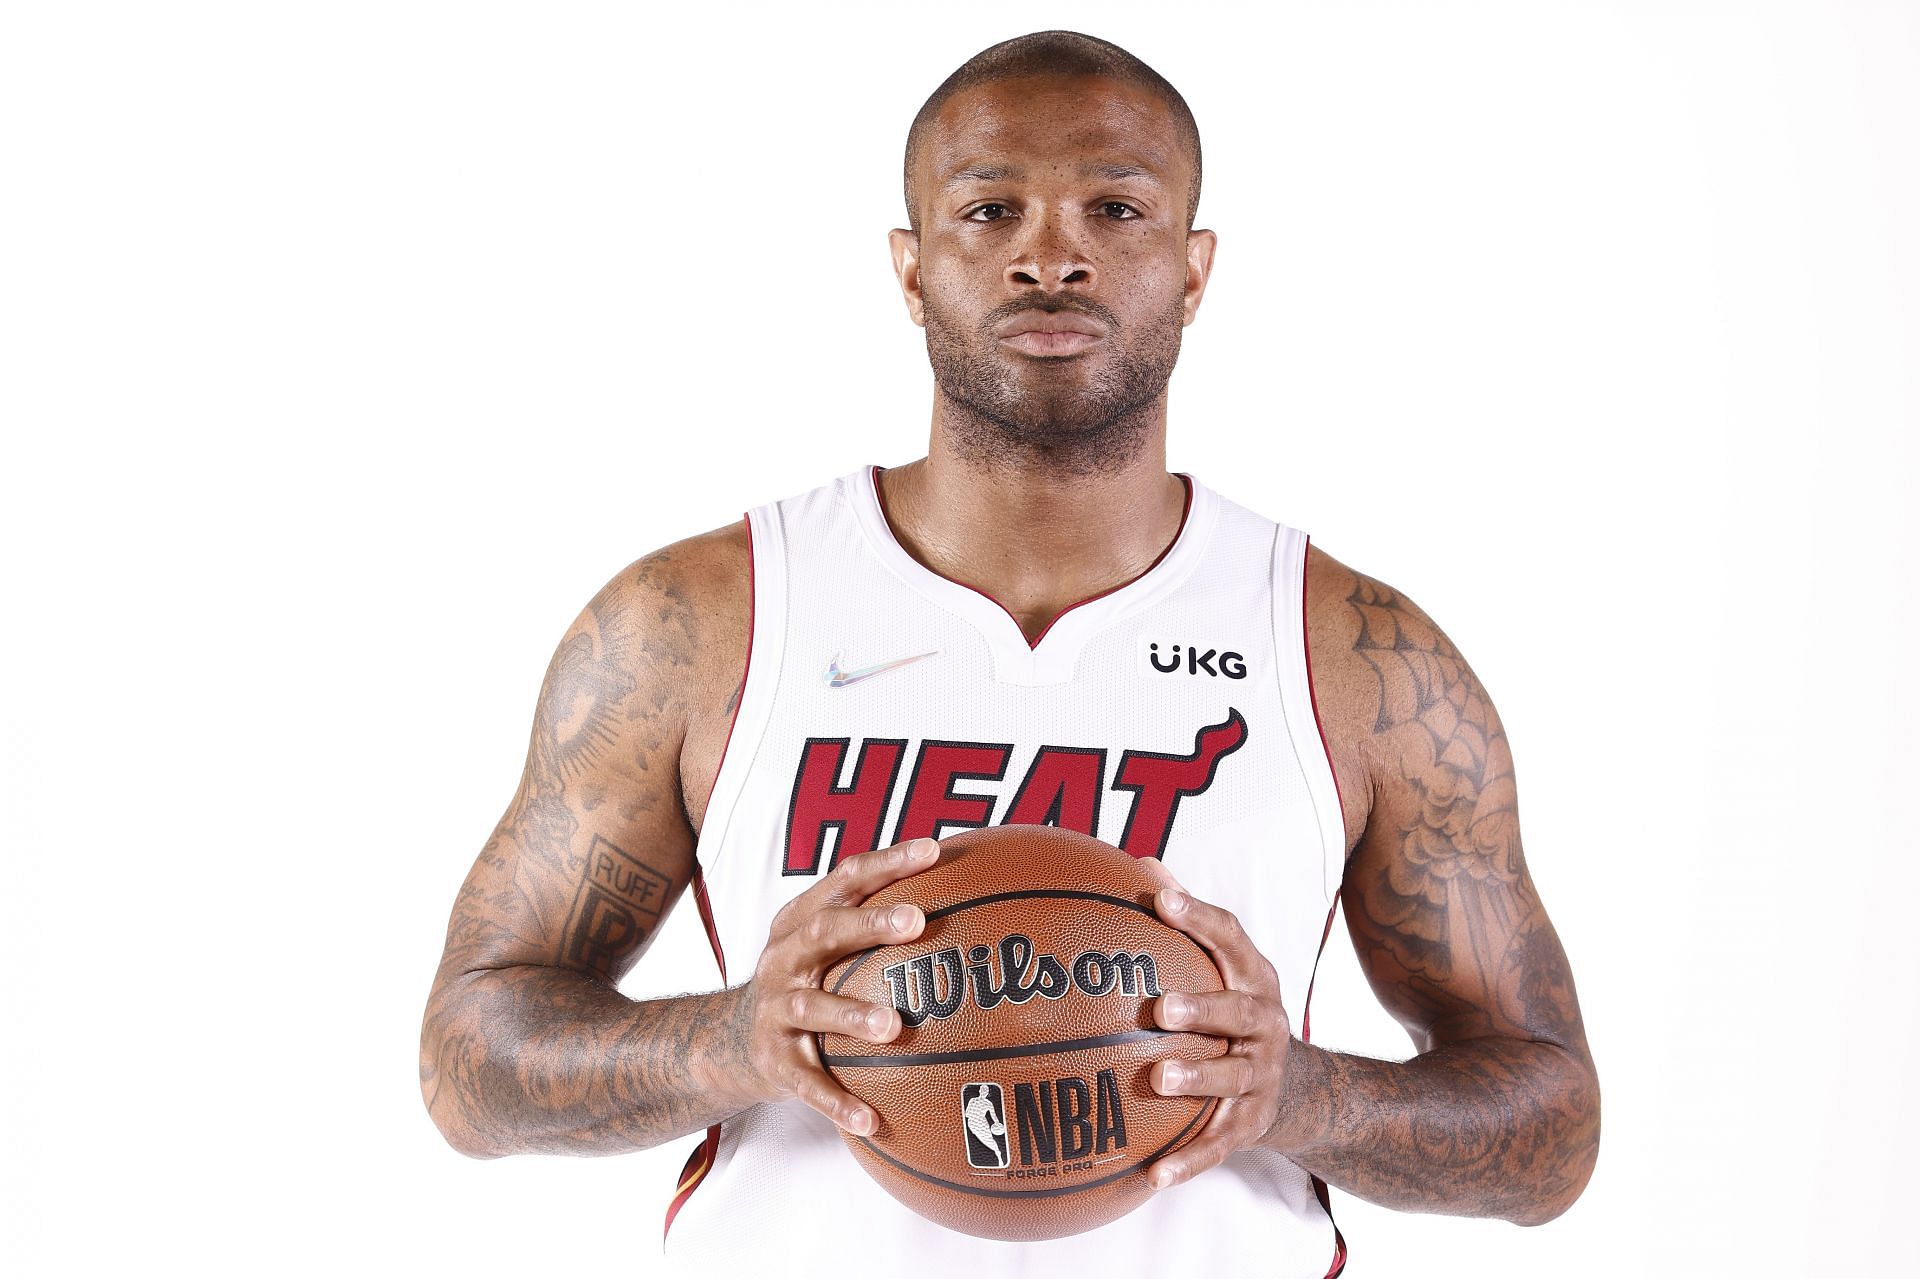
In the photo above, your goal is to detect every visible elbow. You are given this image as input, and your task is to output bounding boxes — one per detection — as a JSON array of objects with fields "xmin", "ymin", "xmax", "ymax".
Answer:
[
  {"xmin": 437, "ymin": 1119, "xmax": 506, "ymax": 1162},
  {"xmin": 1511, "ymin": 1053, "xmax": 1602, "ymax": 1227},
  {"xmin": 421, "ymin": 1062, "xmax": 508, "ymax": 1161},
  {"xmin": 420, "ymin": 989, "xmax": 508, "ymax": 1161}
]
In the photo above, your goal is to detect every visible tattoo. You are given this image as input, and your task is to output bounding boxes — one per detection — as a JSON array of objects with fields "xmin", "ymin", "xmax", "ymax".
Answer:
[
  {"xmin": 429, "ymin": 970, "xmax": 749, "ymax": 1156},
  {"xmin": 1289, "ymin": 1034, "xmax": 1598, "ymax": 1225},
  {"xmin": 1344, "ymin": 575, "xmax": 1537, "ymax": 1043},
  {"xmin": 558, "ymin": 834, "xmax": 673, "ymax": 970},
  {"xmin": 420, "ymin": 541, "xmax": 746, "ymax": 1157},
  {"xmin": 1278, "ymin": 572, "xmax": 1598, "ymax": 1223}
]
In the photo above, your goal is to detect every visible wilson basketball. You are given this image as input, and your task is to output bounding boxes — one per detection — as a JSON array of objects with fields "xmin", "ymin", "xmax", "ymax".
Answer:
[{"xmin": 818, "ymin": 824, "xmax": 1227, "ymax": 1241}]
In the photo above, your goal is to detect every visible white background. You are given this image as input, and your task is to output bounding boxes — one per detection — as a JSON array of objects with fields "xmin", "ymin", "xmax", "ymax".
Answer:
[{"xmin": 4, "ymin": 2, "xmax": 1916, "ymax": 1274}]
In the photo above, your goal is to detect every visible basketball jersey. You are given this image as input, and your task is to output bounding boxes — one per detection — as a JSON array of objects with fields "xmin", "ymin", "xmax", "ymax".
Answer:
[{"xmin": 659, "ymin": 465, "xmax": 1349, "ymax": 1278}]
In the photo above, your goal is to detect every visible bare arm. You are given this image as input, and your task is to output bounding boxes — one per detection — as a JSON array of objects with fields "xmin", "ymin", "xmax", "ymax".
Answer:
[
  {"xmin": 419, "ymin": 526, "xmax": 945, "ymax": 1159},
  {"xmin": 418, "ymin": 533, "xmax": 758, "ymax": 1158},
  {"xmin": 1263, "ymin": 551, "xmax": 1601, "ymax": 1224}
]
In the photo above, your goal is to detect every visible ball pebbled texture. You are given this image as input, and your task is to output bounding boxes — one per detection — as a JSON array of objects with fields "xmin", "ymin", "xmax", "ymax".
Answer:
[{"xmin": 819, "ymin": 825, "xmax": 1227, "ymax": 1241}]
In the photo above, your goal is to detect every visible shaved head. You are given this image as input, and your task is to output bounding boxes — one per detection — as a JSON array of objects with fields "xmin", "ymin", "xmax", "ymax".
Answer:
[{"xmin": 904, "ymin": 30, "xmax": 1202, "ymax": 234}]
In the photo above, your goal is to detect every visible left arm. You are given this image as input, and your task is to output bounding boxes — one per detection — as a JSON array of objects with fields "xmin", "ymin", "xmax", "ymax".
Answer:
[{"xmin": 1140, "ymin": 550, "xmax": 1600, "ymax": 1225}]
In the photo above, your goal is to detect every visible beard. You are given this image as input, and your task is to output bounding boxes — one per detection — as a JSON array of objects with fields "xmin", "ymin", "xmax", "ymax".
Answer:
[{"xmin": 921, "ymin": 288, "xmax": 1186, "ymax": 476}]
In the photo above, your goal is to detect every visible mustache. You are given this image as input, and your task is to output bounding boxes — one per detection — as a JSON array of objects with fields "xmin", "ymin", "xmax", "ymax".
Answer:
[{"xmin": 981, "ymin": 296, "xmax": 1120, "ymax": 332}]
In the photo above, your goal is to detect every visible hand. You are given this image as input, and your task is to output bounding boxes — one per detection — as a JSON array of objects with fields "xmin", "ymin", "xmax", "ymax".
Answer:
[
  {"xmin": 733, "ymin": 837, "xmax": 938, "ymax": 1136},
  {"xmin": 1140, "ymin": 876, "xmax": 1296, "ymax": 1191}
]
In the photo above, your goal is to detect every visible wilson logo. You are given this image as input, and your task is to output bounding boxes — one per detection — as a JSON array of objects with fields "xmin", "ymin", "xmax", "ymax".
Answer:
[
  {"xmin": 1139, "ymin": 639, "xmax": 1248, "ymax": 679},
  {"xmin": 883, "ymin": 932, "xmax": 1163, "ymax": 1029}
]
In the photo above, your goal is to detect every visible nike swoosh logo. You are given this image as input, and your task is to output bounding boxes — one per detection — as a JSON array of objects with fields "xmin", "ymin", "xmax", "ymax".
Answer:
[{"xmin": 823, "ymin": 650, "xmax": 941, "ymax": 689}]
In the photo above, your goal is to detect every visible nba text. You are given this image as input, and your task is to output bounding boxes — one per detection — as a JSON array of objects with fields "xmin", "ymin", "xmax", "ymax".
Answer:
[
  {"xmin": 958, "ymin": 1072, "xmax": 1131, "ymax": 1175},
  {"xmin": 1010, "ymin": 1070, "xmax": 1128, "ymax": 1172}
]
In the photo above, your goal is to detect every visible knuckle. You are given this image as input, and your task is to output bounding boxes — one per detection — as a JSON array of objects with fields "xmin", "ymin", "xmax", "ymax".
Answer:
[
  {"xmin": 785, "ymin": 988, "xmax": 812, "ymax": 1023},
  {"xmin": 804, "ymin": 912, "xmax": 832, "ymax": 946}
]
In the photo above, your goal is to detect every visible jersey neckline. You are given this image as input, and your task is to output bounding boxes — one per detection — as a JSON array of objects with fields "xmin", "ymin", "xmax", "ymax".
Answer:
[{"xmin": 846, "ymin": 463, "xmax": 1217, "ymax": 687}]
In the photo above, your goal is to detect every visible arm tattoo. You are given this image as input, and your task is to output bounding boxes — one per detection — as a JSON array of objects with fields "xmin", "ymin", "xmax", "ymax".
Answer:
[
  {"xmin": 421, "ymin": 543, "xmax": 757, "ymax": 1157},
  {"xmin": 1273, "ymin": 573, "xmax": 1599, "ymax": 1225}
]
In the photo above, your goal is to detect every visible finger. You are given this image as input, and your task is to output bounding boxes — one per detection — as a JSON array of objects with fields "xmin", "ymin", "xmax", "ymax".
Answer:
[
  {"xmin": 782, "ymin": 986, "xmax": 902, "ymax": 1042},
  {"xmin": 1154, "ymin": 989, "xmax": 1273, "ymax": 1038},
  {"xmin": 769, "ymin": 839, "xmax": 938, "ymax": 938},
  {"xmin": 777, "ymin": 898, "xmax": 926, "ymax": 970},
  {"xmin": 818, "ymin": 837, "xmax": 941, "ymax": 906},
  {"xmin": 1155, "ymin": 888, "xmax": 1278, "ymax": 992},
  {"xmin": 788, "ymin": 1062, "xmax": 882, "ymax": 1137},
  {"xmin": 1151, "ymin": 1054, "xmax": 1260, "ymax": 1098},
  {"xmin": 1147, "ymin": 1120, "xmax": 1240, "ymax": 1191}
]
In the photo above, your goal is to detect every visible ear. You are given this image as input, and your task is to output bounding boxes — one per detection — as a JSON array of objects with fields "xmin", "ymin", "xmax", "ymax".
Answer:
[
  {"xmin": 1181, "ymin": 228, "xmax": 1218, "ymax": 327},
  {"xmin": 888, "ymin": 227, "xmax": 926, "ymax": 327}
]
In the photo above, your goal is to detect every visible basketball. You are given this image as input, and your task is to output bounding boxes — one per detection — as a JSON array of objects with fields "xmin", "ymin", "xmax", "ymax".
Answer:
[{"xmin": 817, "ymin": 825, "xmax": 1227, "ymax": 1241}]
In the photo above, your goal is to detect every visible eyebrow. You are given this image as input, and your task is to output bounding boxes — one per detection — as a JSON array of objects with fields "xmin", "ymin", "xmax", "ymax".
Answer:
[
  {"xmin": 943, "ymin": 163, "xmax": 1020, "ymax": 189},
  {"xmin": 941, "ymin": 161, "xmax": 1165, "ymax": 190}
]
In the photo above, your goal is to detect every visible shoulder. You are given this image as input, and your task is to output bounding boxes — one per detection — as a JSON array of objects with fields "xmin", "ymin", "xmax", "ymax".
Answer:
[
  {"xmin": 606, "ymin": 518, "xmax": 751, "ymax": 638},
  {"xmin": 1303, "ymin": 543, "xmax": 1504, "ymax": 855},
  {"xmin": 544, "ymin": 519, "xmax": 751, "ymax": 772}
]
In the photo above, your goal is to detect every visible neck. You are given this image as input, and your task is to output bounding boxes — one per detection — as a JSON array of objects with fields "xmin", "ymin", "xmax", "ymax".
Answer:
[{"xmin": 876, "ymin": 399, "xmax": 1189, "ymax": 644}]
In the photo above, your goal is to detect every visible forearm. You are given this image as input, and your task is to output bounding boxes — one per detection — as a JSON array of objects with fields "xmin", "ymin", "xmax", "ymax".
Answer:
[
  {"xmin": 421, "ymin": 964, "xmax": 757, "ymax": 1159},
  {"xmin": 1265, "ymin": 1037, "xmax": 1600, "ymax": 1226}
]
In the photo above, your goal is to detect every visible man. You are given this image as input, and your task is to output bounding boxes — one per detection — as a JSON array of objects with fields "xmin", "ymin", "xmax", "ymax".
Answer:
[{"xmin": 419, "ymin": 29, "xmax": 1599, "ymax": 1277}]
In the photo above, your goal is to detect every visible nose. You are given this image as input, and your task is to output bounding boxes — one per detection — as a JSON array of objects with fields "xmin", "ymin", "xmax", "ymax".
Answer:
[{"xmin": 1004, "ymin": 211, "xmax": 1095, "ymax": 294}]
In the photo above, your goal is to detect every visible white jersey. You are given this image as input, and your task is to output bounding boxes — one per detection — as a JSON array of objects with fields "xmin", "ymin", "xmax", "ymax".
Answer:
[{"xmin": 660, "ymin": 465, "xmax": 1349, "ymax": 1278}]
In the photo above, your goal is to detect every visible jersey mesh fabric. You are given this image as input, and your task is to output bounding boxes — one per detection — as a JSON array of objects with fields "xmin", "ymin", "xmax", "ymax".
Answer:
[{"xmin": 659, "ymin": 467, "xmax": 1345, "ymax": 1278}]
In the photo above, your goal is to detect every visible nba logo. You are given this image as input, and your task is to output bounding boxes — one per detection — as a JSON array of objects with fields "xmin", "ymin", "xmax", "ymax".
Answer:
[{"xmin": 961, "ymin": 1082, "xmax": 1009, "ymax": 1169}]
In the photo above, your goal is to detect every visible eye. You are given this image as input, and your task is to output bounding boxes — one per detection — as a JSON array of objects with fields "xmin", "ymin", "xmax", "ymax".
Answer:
[
  {"xmin": 1100, "ymin": 202, "xmax": 1141, "ymax": 220},
  {"xmin": 964, "ymin": 203, "xmax": 1014, "ymax": 222}
]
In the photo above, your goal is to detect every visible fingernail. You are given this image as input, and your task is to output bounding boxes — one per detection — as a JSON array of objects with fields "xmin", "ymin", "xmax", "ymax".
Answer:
[
  {"xmin": 1162, "ymin": 889, "xmax": 1188, "ymax": 913},
  {"xmin": 849, "ymin": 1109, "xmax": 873, "ymax": 1135},
  {"xmin": 1161, "ymin": 1063, "xmax": 1186, "ymax": 1090},
  {"xmin": 911, "ymin": 839, "xmax": 938, "ymax": 859},
  {"xmin": 889, "ymin": 904, "xmax": 916, "ymax": 932},
  {"xmin": 866, "ymin": 1008, "xmax": 891, "ymax": 1035},
  {"xmin": 1152, "ymin": 1165, "xmax": 1177, "ymax": 1189},
  {"xmin": 1163, "ymin": 994, "xmax": 1190, "ymax": 1024}
]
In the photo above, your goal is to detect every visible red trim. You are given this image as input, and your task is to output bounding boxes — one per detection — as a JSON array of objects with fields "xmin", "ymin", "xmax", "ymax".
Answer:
[
  {"xmin": 1299, "ymin": 889, "xmax": 1342, "ymax": 1045},
  {"xmin": 695, "ymin": 512, "xmax": 755, "ymax": 831},
  {"xmin": 1300, "ymin": 889, "xmax": 1349, "ymax": 1276},
  {"xmin": 868, "ymin": 465, "xmax": 1193, "ymax": 650},
  {"xmin": 662, "ymin": 1124, "xmax": 721, "ymax": 1241},
  {"xmin": 691, "ymin": 865, "xmax": 727, "ymax": 984},
  {"xmin": 664, "ymin": 511, "xmax": 754, "ymax": 1243},
  {"xmin": 1300, "ymin": 534, "xmax": 1350, "ymax": 843},
  {"xmin": 1314, "ymin": 1174, "xmax": 1350, "ymax": 1278}
]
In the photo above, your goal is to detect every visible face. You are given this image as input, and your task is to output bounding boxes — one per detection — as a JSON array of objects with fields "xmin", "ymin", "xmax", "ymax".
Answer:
[{"xmin": 891, "ymin": 75, "xmax": 1215, "ymax": 466}]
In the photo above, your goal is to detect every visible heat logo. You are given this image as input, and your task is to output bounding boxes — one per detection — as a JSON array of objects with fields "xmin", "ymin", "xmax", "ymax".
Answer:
[{"xmin": 781, "ymin": 709, "xmax": 1249, "ymax": 874}]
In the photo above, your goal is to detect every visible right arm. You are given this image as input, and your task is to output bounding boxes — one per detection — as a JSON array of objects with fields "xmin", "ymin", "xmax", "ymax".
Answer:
[{"xmin": 418, "ymin": 531, "xmax": 937, "ymax": 1158}]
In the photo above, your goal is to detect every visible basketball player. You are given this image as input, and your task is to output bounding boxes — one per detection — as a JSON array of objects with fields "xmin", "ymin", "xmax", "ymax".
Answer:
[{"xmin": 420, "ymin": 30, "xmax": 1599, "ymax": 1277}]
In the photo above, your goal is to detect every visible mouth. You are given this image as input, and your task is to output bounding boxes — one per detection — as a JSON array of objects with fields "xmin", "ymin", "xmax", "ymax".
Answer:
[{"xmin": 994, "ymin": 309, "xmax": 1107, "ymax": 358}]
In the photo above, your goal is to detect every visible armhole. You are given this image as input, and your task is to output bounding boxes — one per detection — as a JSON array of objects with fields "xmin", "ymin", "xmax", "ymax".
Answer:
[
  {"xmin": 692, "ymin": 502, "xmax": 788, "ymax": 902},
  {"xmin": 1271, "ymin": 525, "xmax": 1347, "ymax": 902}
]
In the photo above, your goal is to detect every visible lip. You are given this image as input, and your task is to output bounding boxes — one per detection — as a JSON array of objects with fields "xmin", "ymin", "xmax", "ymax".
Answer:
[{"xmin": 995, "ymin": 309, "xmax": 1106, "ymax": 357}]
